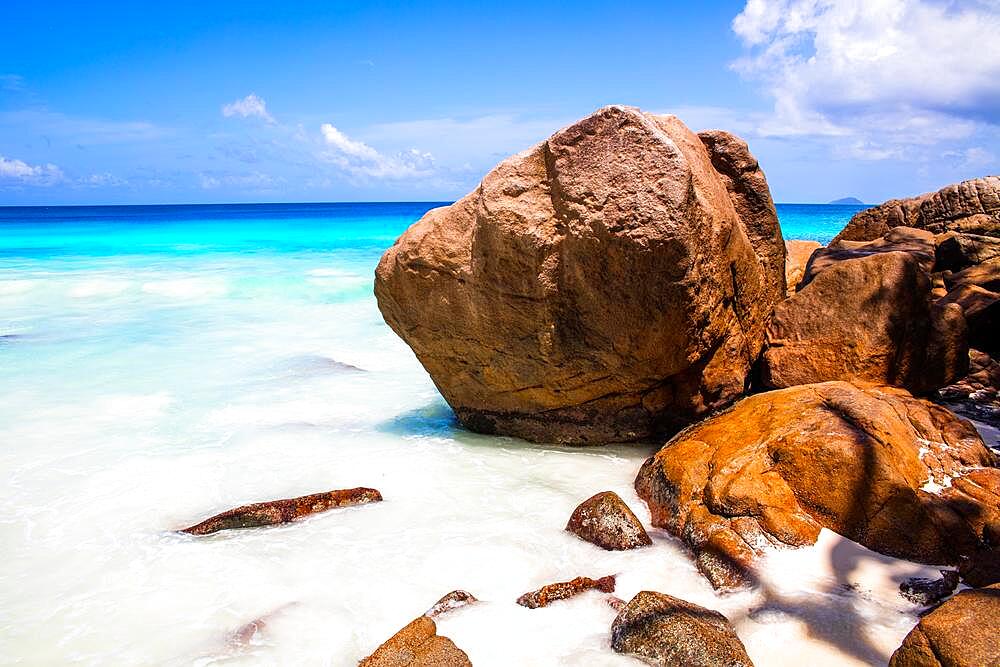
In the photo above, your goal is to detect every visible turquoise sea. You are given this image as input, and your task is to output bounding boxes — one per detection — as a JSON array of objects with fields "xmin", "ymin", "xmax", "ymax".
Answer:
[{"xmin": 6, "ymin": 200, "xmax": 933, "ymax": 667}]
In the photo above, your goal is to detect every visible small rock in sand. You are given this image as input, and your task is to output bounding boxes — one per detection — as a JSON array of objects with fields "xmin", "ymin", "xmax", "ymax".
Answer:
[{"xmin": 566, "ymin": 491, "xmax": 652, "ymax": 551}]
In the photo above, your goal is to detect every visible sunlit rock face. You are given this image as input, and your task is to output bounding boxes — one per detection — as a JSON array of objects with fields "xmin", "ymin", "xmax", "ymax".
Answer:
[
  {"xmin": 635, "ymin": 381, "xmax": 1000, "ymax": 590},
  {"xmin": 375, "ymin": 105, "xmax": 784, "ymax": 444}
]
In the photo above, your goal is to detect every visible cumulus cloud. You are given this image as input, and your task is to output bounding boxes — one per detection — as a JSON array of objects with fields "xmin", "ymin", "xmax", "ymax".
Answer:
[
  {"xmin": 319, "ymin": 123, "xmax": 434, "ymax": 179},
  {"xmin": 731, "ymin": 0, "xmax": 1000, "ymax": 155},
  {"xmin": 221, "ymin": 93, "xmax": 275, "ymax": 123},
  {"xmin": 0, "ymin": 154, "xmax": 63, "ymax": 185}
]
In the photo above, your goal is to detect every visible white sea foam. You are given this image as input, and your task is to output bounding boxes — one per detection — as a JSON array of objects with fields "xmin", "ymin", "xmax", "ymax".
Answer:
[
  {"xmin": 142, "ymin": 277, "xmax": 228, "ymax": 298},
  {"xmin": 69, "ymin": 278, "xmax": 131, "ymax": 298}
]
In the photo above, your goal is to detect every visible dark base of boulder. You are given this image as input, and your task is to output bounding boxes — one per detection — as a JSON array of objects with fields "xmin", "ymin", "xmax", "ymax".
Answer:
[{"xmin": 454, "ymin": 405, "xmax": 676, "ymax": 445}]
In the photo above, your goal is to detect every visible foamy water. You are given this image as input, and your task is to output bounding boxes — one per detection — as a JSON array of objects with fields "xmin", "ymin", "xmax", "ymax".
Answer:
[{"xmin": 0, "ymin": 203, "xmax": 967, "ymax": 666}]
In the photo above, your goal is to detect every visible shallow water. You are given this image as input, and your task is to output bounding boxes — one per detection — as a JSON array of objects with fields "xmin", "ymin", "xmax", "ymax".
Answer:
[{"xmin": 0, "ymin": 202, "xmax": 952, "ymax": 666}]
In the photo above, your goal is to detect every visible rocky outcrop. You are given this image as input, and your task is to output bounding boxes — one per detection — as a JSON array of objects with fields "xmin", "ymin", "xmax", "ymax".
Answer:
[
  {"xmin": 610, "ymin": 591, "xmax": 754, "ymax": 667},
  {"xmin": 181, "ymin": 488, "xmax": 382, "ymax": 535},
  {"xmin": 566, "ymin": 491, "xmax": 652, "ymax": 550},
  {"xmin": 939, "ymin": 350, "xmax": 1000, "ymax": 424},
  {"xmin": 935, "ymin": 232, "xmax": 1000, "ymax": 271},
  {"xmin": 898, "ymin": 570, "xmax": 959, "ymax": 607},
  {"xmin": 889, "ymin": 584, "xmax": 1000, "ymax": 667},
  {"xmin": 944, "ymin": 259, "xmax": 1000, "ymax": 293},
  {"xmin": 937, "ymin": 285, "xmax": 1000, "ymax": 355},
  {"xmin": 359, "ymin": 616, "xmax": 471, "ymax": 667},
  {"xmin": 801, "ymin": 227, "xmax": 937, "ymax": 285},
  {"xmin": 634, "ymin": 382, "xmax": 1000, "ymax": 590},
  {"xmin": 833, "ymin": 176, "xmax": 1000, "ymax": 244},
  {"xmin": 375, "ymin": 105, "xmax": 784, "ymax": 444},
  {"xmin": 761, "ymin": 251, "xmax": 968, "ymax": 394},
  {"xmin": 516, "ymin": 575, "xmax": 616, "ymax": 609},
  {"xmin": 784, "ymin": 240, "xmax": 821, "ymax": 295}
]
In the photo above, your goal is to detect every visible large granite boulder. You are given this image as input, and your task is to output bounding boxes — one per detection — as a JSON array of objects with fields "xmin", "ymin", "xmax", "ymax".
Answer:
[
  {"xmin": 937, "ymin": 285, "xmax": 1000, "ymax": 356},
  {"xmin": 761, "ymin": 250, "xmax": 968, "ymax": 394},
  {"xmin": 833, "ymin": 176, "xmax": 1000, "ymax": 243},
  {"xmin": 375, "ymin": 106, "xmax": 784, "ymax": 444},
  {"xmin": 634, "ymin": 382, "xmax": 1000, "ymax": 590},
  {"xmin": 610, "ymin": 591, "xmax": 754, "ymax": 666},
  {"xmin": 889, "ymin": 584, "xmax": 1000, "ymax": 667}
]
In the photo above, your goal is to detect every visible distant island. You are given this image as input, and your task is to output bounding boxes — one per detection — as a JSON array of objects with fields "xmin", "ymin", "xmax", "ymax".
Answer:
[{"xmin": 828, "ymin": 196, "xmax": 865, "ymax": 205}]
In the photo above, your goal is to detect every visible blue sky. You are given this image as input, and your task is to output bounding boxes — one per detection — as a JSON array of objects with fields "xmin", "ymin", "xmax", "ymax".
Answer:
[{"xmin": 0, "ymin": 0, "xmax": 997, "ymax": 205}]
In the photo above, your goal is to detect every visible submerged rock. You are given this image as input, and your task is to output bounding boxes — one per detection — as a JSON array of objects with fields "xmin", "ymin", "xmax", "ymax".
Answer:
[
  {"xmin": 516, "ymin": 575, "xmax": 616, "ymax": 609},
  {"xmin": 898, "ymin": 570, "xmax": 959, "ymax": 607},
  {"xmin": 784, "ymin": 239, "xmax": 821, "ymax": 295},
  {"xmin": 375, "ymin": 105, "xmax": 784, "ymax": 444},
  {"xmin": 181, "ymin": 487, "xmax": 382, "ymax": 535},
  {"xmin": 634, "ymin": 382, "xmax": 1000, "ymax": 590},
  {"xmin": 425, "ymin": 590, "xmax": 478, "ymax": 618},
  {"xmin": 761, "ymin": 250, "xmax": 967, "ymax": 394},
  {"xmin": 833, "ymin": 176, "xmax": 1000, "ymax": 243},
  {"xmin": 566, "ymin": 491, "xmax": 652, "ymax": 551},
  {"xmin": 889, "ymin": 583, "xmax": 1000, "ymax": 667},
  {"xmin": 359, "ymin": 616, "xmax": 471, "ymax": 667},
  {"xmin": 610, "ymin": 591, "xmax": 754, "ymax": 667}
]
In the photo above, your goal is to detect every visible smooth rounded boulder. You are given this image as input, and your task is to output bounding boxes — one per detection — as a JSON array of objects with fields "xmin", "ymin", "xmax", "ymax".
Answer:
[
  {"xmin": 889, "ymin": 584, "xmax": 1000, "ymax": 667},
  {"xmin": 611, "ymin": 591, "xmax": 754, "ymax": 667},
  {"xmin": 375, "ymin": 105, "xmax": 784, "ymax": 444},
  {"xmin": 634, "ymin": 382, "xmax": 1000, "ymax": 590},
  {"xmin": 566, "ymin": 491, "xmax": 652, "ymax": 550}
]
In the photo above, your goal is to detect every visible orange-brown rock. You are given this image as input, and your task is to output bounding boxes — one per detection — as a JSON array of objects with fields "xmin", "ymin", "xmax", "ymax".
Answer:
[
  {"xmin": 359, "ymin": 616, "xmax": 471, "ymax": 667},
  {"xmin": 566, "ymin": 491, "xmax": 652, "ymax": 550},
  {"xmin": 634, "ymin": 382, "xmax": 1000, "ymax": 590},
  {"xmin": 888, "ymin": 584, "xmax": 1000, "ymax": 667},
  {"xmin": 833, "ymin": 176, "xmax": 1000, "ymax": 244},
  {"xmin": 516, "ymin": 575, "xmax": 615, "ymax": 609},
  {"xmin": 938, "ymin": 350, "xmax": 1000, "ymax": 425},
  {"xmin": 611, "ymin": 591, "xmax": 754, "ymax": 667},
  {"xmin": 762, "ymin": 251, "xmax": 968, "ymax": 394},
  {"xmin": 944, "ymin": 258, "xmax": 1000, "ymax": 293},
  {"xmin": 181, "ymin": 487, "xmax": 382, "ymax": 535},
  {"xmin": 517, "ymin": 575, "xmax": 615, "ymax": 609},
  {"xmin": 935, "ymin": 232, "xmax": 1000, "ymax": 272},
  {"xmin": 801, "ymin": 227, "xmax": 937, "ymax": 285},
  {"xmin": 375, "ymin": 105, "xmax": 784, "ymax": 444},
  {"xmin": 937, "ymin": 284, "xmax": 1000, "ymax": 355},
  {"xmin": 784, "ymin": 240, "xmax": 821, "ymax": 295},
  {"xmin": 698, "ymin": 129, "xmax": 786, "ymax": 307}
]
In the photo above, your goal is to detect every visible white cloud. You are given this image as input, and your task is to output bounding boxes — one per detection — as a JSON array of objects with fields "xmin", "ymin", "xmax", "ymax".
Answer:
[
  {"xmin": 731, "ymin": 0, "xmax": 1000, "ymax": 155},
  {"xmin": 0, "ymin": 154, "xmax": 63, "ymax": 185},
  {"xmin": 199, "ymin": 171, "xmax": 279, "ymax": 190},
  {"xmin": 221, "ymin": 93, "xmax": 275, "ymax": 123},
  {"xmin": 319, "ymin": 123, "xmax": 434, "ymax": 179}
]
